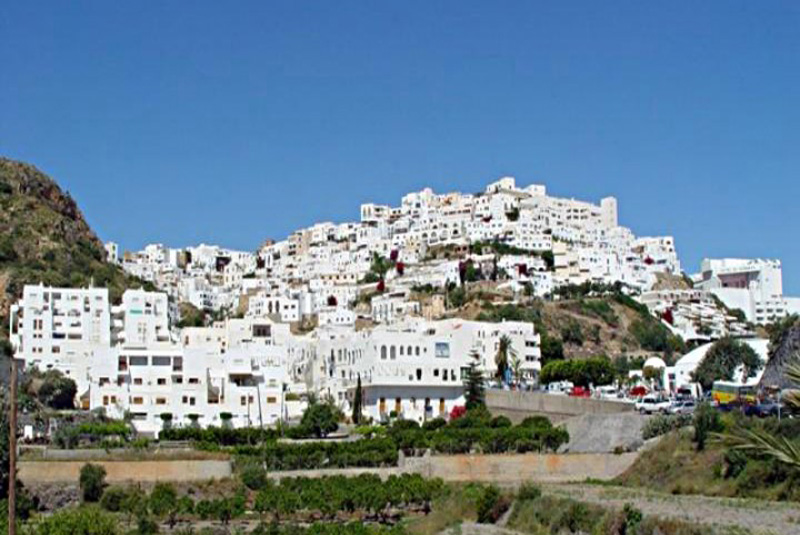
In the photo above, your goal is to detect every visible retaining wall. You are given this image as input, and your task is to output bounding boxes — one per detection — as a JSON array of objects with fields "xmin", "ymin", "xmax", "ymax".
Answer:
[
  {"xmin": 402, "ymin": 451, "xmax": 638, "ymax": 484},
  {"xmin": 487, "ymin": 390, "xmax": 634, "ymax": 423},
  {"xmin": 19, "ymin": 460, "xmax": 232, "ymax": 484}
]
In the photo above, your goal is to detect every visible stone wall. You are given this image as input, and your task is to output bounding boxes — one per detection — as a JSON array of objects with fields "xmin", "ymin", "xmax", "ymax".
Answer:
[
  {"xmin": 266, "ymin": 451, "xmax": 637, "ymax": 485},
  {"xmin": 402, "ymin": 451, "xmax": 637, "ymax": 484}
]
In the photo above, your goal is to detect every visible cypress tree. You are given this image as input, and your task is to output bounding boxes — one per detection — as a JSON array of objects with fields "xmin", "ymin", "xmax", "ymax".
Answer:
[
  {"xmin": 464, "ymin": 352, "xmax": 485, "ymax": 410},
  {"xmin": 352, "ymin": 374, "xmax": 363, "ymax": 424}
]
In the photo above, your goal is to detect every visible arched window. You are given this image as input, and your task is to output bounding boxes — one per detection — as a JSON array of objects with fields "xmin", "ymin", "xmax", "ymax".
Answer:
[
  {"xmin": 390, "ymin": 346, "xmax": 396, "ymax": 359},
  {"xmin": 381, "ymin": 346, "xmax": 387, "ymax": 360}
]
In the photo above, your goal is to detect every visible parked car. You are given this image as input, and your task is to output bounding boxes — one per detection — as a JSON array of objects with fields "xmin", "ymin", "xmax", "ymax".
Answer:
[
  {"xmin": 668, "ymin": 399, "xmax": 696, "ymax": 415},
  {"xmin": 545, "ymin": 381, "xmax": 573, "ymax": 396},
  {"xmin": 743, "ymin": 401, "xmax": 783, "ymax": 418},
  {"xmin": 635, "ymin": 394, "xmax": 671, "ymax": 414},
  {"xmin": 594, "ymin": 385, "xmax": 619, "ymax": 400},
  {"xmin": 569, "ymin": 386, "xmax": 591, "ymax": 398}
]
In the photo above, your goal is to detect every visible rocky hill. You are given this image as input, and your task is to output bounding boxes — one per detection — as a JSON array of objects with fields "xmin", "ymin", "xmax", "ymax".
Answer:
[
  {"xmin": 0, "ymin": 157, "xmax": 147, "ymax": 343},
  {"xmin": 760, "ymin": 315, "xmax": 800, "ymax": 389},
  {"xmin": 435, "ymin": 282, "xmax": 685, "ymax": 362}
]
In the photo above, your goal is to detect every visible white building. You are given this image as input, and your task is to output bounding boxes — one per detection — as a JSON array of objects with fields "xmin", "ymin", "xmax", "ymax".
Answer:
[{"xmin": 693, "ymin": 259, "xmax": 800, "ymax": 325}]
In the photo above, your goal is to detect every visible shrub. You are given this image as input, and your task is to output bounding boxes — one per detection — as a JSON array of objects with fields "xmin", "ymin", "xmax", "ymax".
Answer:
[
  {"xmin": 422, "ymin": 418, "xmax": 447, "ymax": 431},
  {"xmin": 693, "ymin": 402, "xmax": 722, "ymax": 451},
  {"xmin": 30, "ymin": 505, "xmax": 120, "ymax": 535},
  {"xmin": 516, "ymin": 482, "xmax": 542, "ymax": 501},
  {"xmin": 79, "ymin": 464, "xmax": 107, "ymax": 503},
  {"xmin": 489, "ymin": 416, "xmax": 512, "ymax": 428},
  {"xmin": 100, "ymin": 486, "xmax": 128, "ymax": 512},
  {"xmin": 239, "ymin": 461, "xmax": 268, "ymax": 490},
  {"xmin": 476, "ymin": 485, "xmax": 508, "ymax": 524}
]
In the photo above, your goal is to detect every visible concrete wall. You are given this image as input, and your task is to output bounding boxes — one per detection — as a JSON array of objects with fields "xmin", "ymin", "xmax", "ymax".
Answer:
[
  {"xmin": 19, "ymin": 460, "xmax": 232, "ymax": 484},
  {"xmin": 487, "ymin": 390, "xmax": 634, "ymax": 423}
]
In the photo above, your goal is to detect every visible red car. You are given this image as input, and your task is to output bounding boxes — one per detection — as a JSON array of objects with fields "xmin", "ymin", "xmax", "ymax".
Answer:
[{"xmin": 569, "ymin": 386, "xmax": 591, "ymax": 398}]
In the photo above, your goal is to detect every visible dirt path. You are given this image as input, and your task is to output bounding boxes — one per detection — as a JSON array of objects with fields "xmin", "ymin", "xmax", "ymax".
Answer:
[{"xmin": 544, "ymin": 483, "xmax": 800, "ymax": 535}]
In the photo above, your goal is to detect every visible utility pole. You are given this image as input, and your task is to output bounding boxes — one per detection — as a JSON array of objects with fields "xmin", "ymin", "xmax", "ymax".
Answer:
[{"xmin": 9, "ymin": 358, "xmax": 17, "ymax": 535}]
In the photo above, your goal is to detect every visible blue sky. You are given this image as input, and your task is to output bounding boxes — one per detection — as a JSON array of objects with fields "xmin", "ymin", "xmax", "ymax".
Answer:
[{"xmin": 1, "ymin": 2, "xmax": 799, "ymax": 292}]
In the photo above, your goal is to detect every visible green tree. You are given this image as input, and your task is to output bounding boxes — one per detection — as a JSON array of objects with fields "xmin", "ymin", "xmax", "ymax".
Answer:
[
  {"xmin": 352, "ymin": 374, "xmax": 363, "ymax": 425},
  {"xmin": 149, "ymin": 482, "xmax": 178, "ymax": 528},
  {"xmin": 300, "ymin": 399, "xmax": 340, "ymax": 438},
  {"xmin": 38, "ymin": 370, "xmax": 78, "ymax": 409},
  {"xmin": 79, "ymin": 463, "xmax": 107, "ymax": 503},
  {"xmin": 691, "ymin": 338, "xmax": 763, "ymax": 390},
  {"xmin": 464, "ymin": 351, "xmax": 486, "ymax": 410}
]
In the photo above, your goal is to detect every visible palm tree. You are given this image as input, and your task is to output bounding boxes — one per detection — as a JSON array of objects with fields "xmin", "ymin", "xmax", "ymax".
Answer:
[
  {"xmin": 495, "ymin": 335, "xmax": 516, "ymax": 384},
  {"xmin": 510, "ymin": 354, "xmax": 523, "ymax": 388},
  {"xmin": 721, "ymin": 361, "xmax": 800, "ymax": 468}
]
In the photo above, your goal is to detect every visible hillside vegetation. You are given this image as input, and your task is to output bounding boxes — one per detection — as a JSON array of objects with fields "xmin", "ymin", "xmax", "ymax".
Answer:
[
  {"xmin": 0, "ymin": 157, "xmax": 149, "ymax": 341},
  {"xmin": 443, "ymin": 281, "xmax": 684, "ymax": 361}
]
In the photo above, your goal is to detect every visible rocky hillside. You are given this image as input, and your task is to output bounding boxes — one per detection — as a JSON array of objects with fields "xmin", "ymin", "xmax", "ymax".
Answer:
[
  {"xmin": 436, "ymin": 282, "xmax": 685, "ymax": 362},
  {"xmin": 760, "ymin": 315, "xmax": 800, "ymax": 389},
  {"xmin": 0, "ymin": 157, "xmax": 147, "ymax": 341}
]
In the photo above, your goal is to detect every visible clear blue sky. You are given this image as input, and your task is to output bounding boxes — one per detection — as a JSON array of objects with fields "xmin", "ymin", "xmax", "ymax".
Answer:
[{"xmin": 2, "ymin": 2, "xmax": 799, "ymax": 292}]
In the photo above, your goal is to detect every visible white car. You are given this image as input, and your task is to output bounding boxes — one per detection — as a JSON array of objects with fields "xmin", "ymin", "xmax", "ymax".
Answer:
[
  {"xmin": 668, "ymin": 399, "xmax": 697, "ymax": 415},
  {"xmin": 635, "ymin": 395, "xmax": 671, "ymax": 414}
]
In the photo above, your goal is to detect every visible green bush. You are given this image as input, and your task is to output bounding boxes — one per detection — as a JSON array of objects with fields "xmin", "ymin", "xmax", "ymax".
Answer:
[
  {"xmin": 239, "ymin": 461, "xmax": 268, "ymax": 490},
  {"xmin": 99, "ymin": 486, "xmax": 128, "ymax": 512},
  {"xmin": 79, "ymin": 463, "xmax": 107, "ymax": 503},
  {"xmin": 30, "ymin": 505, "xmax": 119, "ymax": 535}
]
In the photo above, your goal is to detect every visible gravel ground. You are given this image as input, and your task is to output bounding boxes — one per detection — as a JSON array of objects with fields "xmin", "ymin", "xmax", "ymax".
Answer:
[{"xmin": 544, "ymin": 483, "xmax": 800, "ymax": 535}]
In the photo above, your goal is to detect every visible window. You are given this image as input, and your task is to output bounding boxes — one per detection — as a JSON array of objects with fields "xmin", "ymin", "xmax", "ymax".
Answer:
[
  {"xmin": 188, "ymin": 378, "xmax": 199, "ymax": 384},
  {"xmin": 253, "ymin": 324, "xmax": 271, "ymax": 338},
  {"xmin": 435, "ymin": 342, "xmax": 450, "ymax": 358},
  {"xmin": 153, "ymin": 356, "xmax": 171, "ymax": 366},
  {"xmin": 381, "ymin": 346, "xmax": 387, "ymax": 360},
  {"xmin": 416, "ymin": 369, "xmax": 422, "ymax": 381},
  {"xmin": 132, "ymin": 397, "xmax": 144, "ymax": 405},
  {"xmin": 390, "ymin": 346, "xmax": 396, "ymax": 359},
  {"xmin": 415, "ymin": 346, "xmax": 420, "ymax": 356},
  {"xmin": 433, "ymin": 369, "xmax": 439, "ymax": 377},
  {"xmin": 133, "ymin": 378, "xmax": 143, "ymax": 385},
  {"xmin": 266, "ymin": 396, "xmax": 277, "ymax": 403},
  {"xmin": 103, "ymin": 396, "xmax": 109, "ymax": 406},
  {"xmin": 155, "ymin": 397, "xmax": 167, "ymax": 405},
  {"xmin": 130, "ymin": 356, "xmax": 147, "ymax": 366},
  {"xmin": 157, "ymin": 378, "xmax": 167, "ymax": 386},
  {"xmin": 173, "ymin": 376, "xmax": 183, "ymax": 384}
]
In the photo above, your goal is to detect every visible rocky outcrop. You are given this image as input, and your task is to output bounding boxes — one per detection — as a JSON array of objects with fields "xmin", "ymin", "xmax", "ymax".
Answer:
[{"xmin": 759, "ymin": 317, "xmax": 800, "ymax": 389}]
